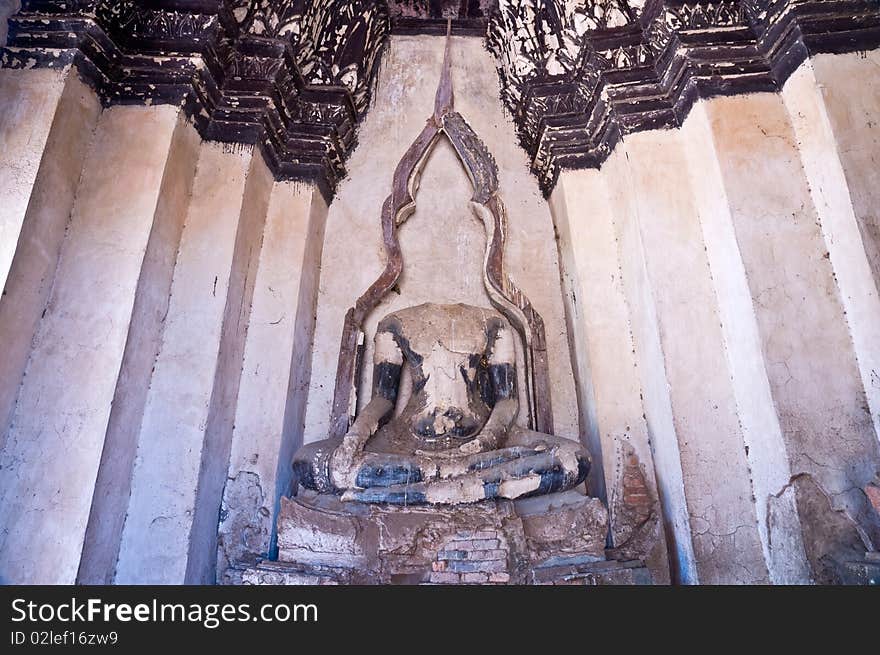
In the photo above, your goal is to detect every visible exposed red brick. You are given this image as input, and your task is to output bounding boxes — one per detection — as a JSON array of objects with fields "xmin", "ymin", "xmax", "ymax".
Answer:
[{"xmin": 865, "ymin": 483, "xmax": 880, "ymax": 519}]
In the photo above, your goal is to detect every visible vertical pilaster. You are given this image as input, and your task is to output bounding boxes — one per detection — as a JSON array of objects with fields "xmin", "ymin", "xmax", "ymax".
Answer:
[
  {"xmin": 214, "ymin": 181, "xmax": 328, "ymax": 582},
  {"xmin": 0, "ymin": 66, "xmax": 66, "ymax": 291},
  {"xmin": 91, "ymin": 143, "xmax": 254, "ymax": 584},
  {"xmin": 601, "ymin": 147, "xmax": 700, "ymax": 584},
  {"xmin": 0, "ymin": 71, "xmax": 100, "ymax": 447},
  {"xmin": 782, "ymin": 56, "xmax": 880, "ymax": 444},
  {"xmin": 185, "ymin": 151, "xmax": 275, "ymax": 584},
  {"xmin": 609, "ymin": 131, "xmax": 770, "ymax": 584},
  {"xmin": 704, "ymin": 91, "xmax": 880, "ymax": 550},
  {"xmin": 682, "ymin": 103, "xmax": 810, "ymax": 583},
  {"xmin": 550, "ymin": 168, "xmax": 671, "ymax": 583},
  {"xmin": 0, "ymin": 105, "xmax": 197, "ymax": 583},
  {"xmin": 807, "ymin": 51, "xmax": 880, "ymax": 297}
]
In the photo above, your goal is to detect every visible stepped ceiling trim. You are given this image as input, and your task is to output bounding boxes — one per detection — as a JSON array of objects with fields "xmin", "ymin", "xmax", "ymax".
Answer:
[
  {"xmin": 2, "ymin": 0, "xmax": 878, "ymax": 196},
  {"xmin": 488, "ymin": 0, "xmax": 880, "ymax": 192},
  {"xmin": 3, "ymin": 0, "xmax": 391, "ymax": 199}
]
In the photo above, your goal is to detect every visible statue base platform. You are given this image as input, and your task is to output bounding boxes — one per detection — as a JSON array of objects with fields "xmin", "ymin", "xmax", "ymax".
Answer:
[{"xmin": 232, "ymin": 488, "xmax": 652, "ymax": 585}]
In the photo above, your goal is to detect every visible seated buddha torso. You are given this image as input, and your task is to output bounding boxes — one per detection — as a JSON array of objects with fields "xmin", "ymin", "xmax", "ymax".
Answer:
[{"xmin": 364, "ymin": 302, "xmax": 515, "ymax": 455}]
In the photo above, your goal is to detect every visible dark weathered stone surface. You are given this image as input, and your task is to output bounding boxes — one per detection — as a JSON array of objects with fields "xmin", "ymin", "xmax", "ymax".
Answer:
[
  {"xmin": 0, "ymin": 0, "xmax": 18, "ymax": 46},
  {"xmin": 275, "ymin": 490, "xmax": 371, "ymax": 569},
  {"xmin": 232, "ymin": 487, "xmax": 647, "ymax": 584},
  {"xmin": 530, "ymin": 558, "xmax": 653, "ymax": 585},
  {"xmin": 241, "ymin": 560, "xmax": 352, "ymax": 585},
  {"xmin": 835, "ymin": 556, "xmax": 880, "ymax": 586},
  {"xmin": 790, "ymin": 473, "xmax": 875, "ymax": 584},
  {"xmin": 270, "ymin": 490, "xmax": 529, "ymax": 583},
  {"xmin": 515, "ymin": 490, "xmax": 608, "ymax": 563},
  {"xmin": 866, "ymin": 478, "xmax": 880, "ymax": 522}
]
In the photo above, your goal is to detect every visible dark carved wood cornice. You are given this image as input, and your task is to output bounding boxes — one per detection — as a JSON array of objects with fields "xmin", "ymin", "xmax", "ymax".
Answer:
[
  {"xmin": 2, "ymin": 0, "xmax": 391, "ymax": 199},
  {"xmin": 2, "ymin": 1, "xmax": 878, "ymax": 196},
  {"xmin": 386, "ymin": 0, "xmax": 497, "ymax": 34},
  {"xmin": 488, "ymin": 0, "xmax": 880, "ymax": 193}
]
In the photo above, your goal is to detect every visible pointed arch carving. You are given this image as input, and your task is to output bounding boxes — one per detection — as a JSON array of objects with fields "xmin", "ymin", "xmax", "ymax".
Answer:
[{"xmin": 328, "ymin": 31, "xmax": 553, "ymax": 440}]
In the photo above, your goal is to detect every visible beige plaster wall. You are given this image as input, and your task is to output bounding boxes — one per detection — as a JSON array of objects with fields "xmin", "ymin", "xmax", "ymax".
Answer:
[
  {"xmin": 111, "ymin": 142, "xmax": 252, "ymax": 584},
  {"xmin": 190, "ymin": 151, "xmax": 276, "ymax": 584},
  {"xmin": 0, "ymin": 70, "xmax": 101, "ymax": 450},
  {"xmin": 0, "ymin": 67, "xmax": 66, "ymax": 293},
  {"xmin": 783, "ymin": 54, "xmax": 880, "ymax": 445},
  {"xmin": 304, "ymin": 35, "xmax": 580, "ymax": 445},
  {"xmin": 81, "ymin": 116, "xmax": 201, "ymax": 583},
  {"xmin": 705, "ymin": 91, "xmax": 880, "ymax": 547},
  {"xmin": 550, "ymin": 167, "xmax": 674, "ymax": 583},
  {"xmin": 217, "ymin": 181, "xmax": 328, "ymax": 581},
  {"xmin": 612, "ymin": 132, "xmax": 768, "ymax": 584},
  {"xmin": 809, "ymin": 51, "xmax": 880, "ymax": 297},
  {"xmin": 0, "ymin": 44, "xmax": 877, "ymax": 585},
  {"xmin": 549, "ymin": 51, "xmax": 880, "ymax": 583},
  {"xmin": 681, "ymin": 103, "xmax": 809, "ymax": 584},
  {"xmin": 0, "ymin": 105, "xmax": 192, "ymax": 583}
]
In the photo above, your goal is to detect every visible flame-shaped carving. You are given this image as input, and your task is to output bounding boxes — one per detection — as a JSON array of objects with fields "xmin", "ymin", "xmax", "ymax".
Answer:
[{"xmin": 329, "ymin": 23, "xmax": 554, "ymax": 439}]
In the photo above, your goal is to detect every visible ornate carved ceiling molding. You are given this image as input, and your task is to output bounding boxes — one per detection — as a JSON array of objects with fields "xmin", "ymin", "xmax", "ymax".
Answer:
[
  {"xmin": 2, "ymin": 0, "xmax": 390, "ymax": 198},
  {"xmin": 488, "ymin": 0, "xmax": 880, "ymax": 192},
  {"xmin": 2, "ymin": 1, "xmax": 878, "ymax": 195},
  {"xmin": 387, "ymin": 0, "xmax": 497, "ymax": 34}
]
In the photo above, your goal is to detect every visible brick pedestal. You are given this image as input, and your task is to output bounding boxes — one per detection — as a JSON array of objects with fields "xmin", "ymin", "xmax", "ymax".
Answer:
[{"xmin": 231, "ymin": 488, "xmax": 654, "ymax": 585}]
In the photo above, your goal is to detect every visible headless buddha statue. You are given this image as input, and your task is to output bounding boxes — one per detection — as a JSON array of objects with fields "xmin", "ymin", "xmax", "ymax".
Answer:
[{"xmin": 293, "ymin": 302, "xmax": 590, "ymax": 504}]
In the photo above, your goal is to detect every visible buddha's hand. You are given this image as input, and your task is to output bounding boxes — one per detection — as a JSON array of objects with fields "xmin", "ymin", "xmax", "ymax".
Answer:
[
  {"xmin": 415, "ymin": 439, "xmax": 485, "ymax": 460},
  {"xmin": 329, "ymin": 431, "xmax": 367, "ymax": 488},
  {"xmin": 414, "ymin": 448, "xmax": 456, "ymax": 460},
  {"xmin": 457, "ymin": 439, "xmax": 484, "ymax": 455}
]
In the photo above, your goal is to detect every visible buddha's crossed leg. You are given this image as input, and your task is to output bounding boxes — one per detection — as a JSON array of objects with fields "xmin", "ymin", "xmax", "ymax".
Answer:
[{"xmin": 294, "ymin": 429, "xmax": 589, "ymax": 505}]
